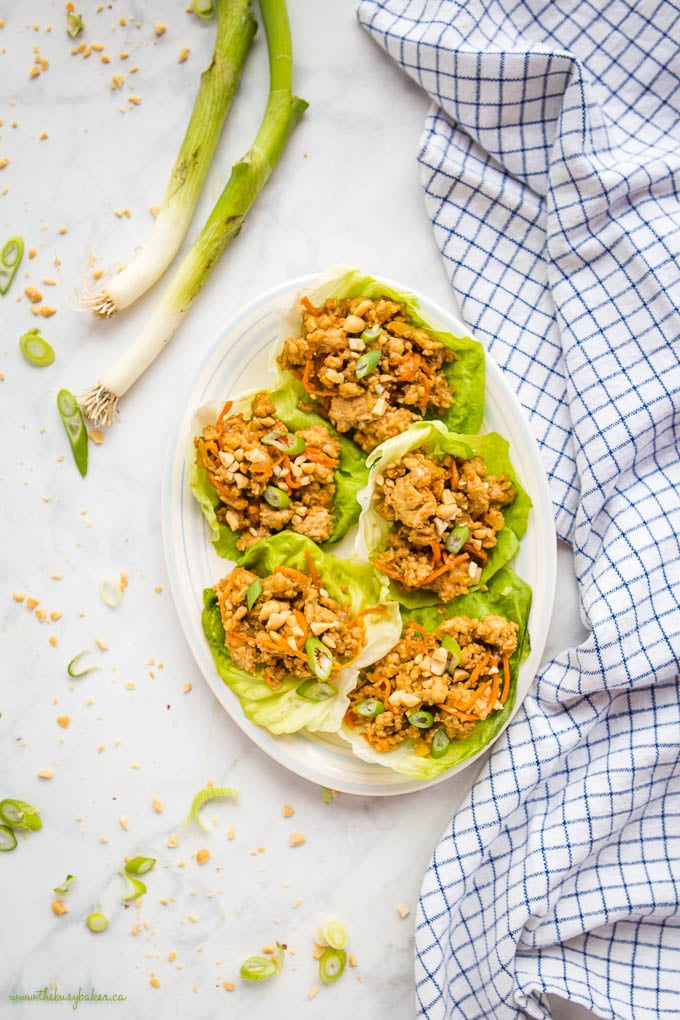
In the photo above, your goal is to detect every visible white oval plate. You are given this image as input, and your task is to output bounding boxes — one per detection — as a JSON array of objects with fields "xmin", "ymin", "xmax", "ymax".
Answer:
[{"xmin": 161, "ymin": 273, "xmax": 557, "ymax": 796}]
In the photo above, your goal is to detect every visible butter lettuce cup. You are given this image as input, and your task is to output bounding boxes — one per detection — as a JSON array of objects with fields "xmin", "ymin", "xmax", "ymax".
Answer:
[
  {"xmin": 355, "ymin": 419, "xmax": 532, "ymax": 609},
  {"xmin": 201, "ymin": 533, "xmax": 402, "ymax": 736},
  {"xmin": 272, "ymin": 265, "xmax": 485, "ymax": 453},
  {"xmin": 340, "ymin": 567, "xmax": 532, "ymax": 779},
  {"xmin": 190, "ymin": 384, "xmax": 368, "ymax": 560}
]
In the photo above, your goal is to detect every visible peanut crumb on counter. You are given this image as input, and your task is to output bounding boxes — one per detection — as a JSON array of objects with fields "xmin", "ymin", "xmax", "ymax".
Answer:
[
  {"xmin": 167, "ymin": 833, "xmax": 179, "ymax": 848},
  {"xmin": 124, "ymin": 682, "xmax": 136, "ymax": 691},
  {"xmin": 25, "ymin": 285, "xmax": 42, "ymax": 303},
  {"xmin": 51, "ymin": 900, "xmax": 68, "ymax": 916},
  {"xmin": 168, "ymin": 951, "xmax": 177, "ymax": 962},
  {"xmin": 110, "ymin": 74, "xmax": 124, "ymax": 90},
  {"xmin": 88, "ymin": 429, "xmax": 105, "ymax": 444},
  {"xmin": 152, "ymin": 797, "xmax": 164, "ymax": 813},
  {"xmin": 48, "ymin": 635, "xmax": 59, "ymax": 647},
  {"xmin": 51, "ymin": 573, "xmax": 64, "ymax": 580},
  {"xmin": 50, "ymin": 611, "xmax": 62, "ymax": 621},
  {"xmin": 38, "ymin": 769, "xmax": 54, "ymax": 780},
  {"xmin": 149, "ymin": 975, "xmax": 160, "ymax": 989},
  {"xmin": 222, "ymin": 980, "xmax": 235, "ymax": 991},
  {"xmin": 349, "ymin": 954, "xmax": 358, "ymax": 967},
  {"xmin": 154, "ymin": 21, "xmax": 167, "ymax": 36},
  {"xmin": 26, "ymin": 596, "xmax": 39, "ymax": 610},
  {"xmin": 95, "ymin": 637, "xmax": 108, "ymax": 650},
  {"xmin": 178, "ymin": 47, "xmax": 190, "ymax": 62},
  {"xmin": 196, "ymin": 848, "xmax": 210, "ymax": 864},
  {"xmin": 39, "ymin": 305, "xmax": 57, "ymax": 317},
  {"xmin": 307, "ymin": 986, "xmax": 320, "ymax": 1000},
  {"xmin": 149, "ymin": 205, "xmax": 161, "ymax": 218},
  {"xmin": 281, "ymin": 804, "xmax": 295, "ymax": 818},
  {"xmin": 58, "ymin": 226, "xmax": 68, "ymax": 235},
  {"xmin": 56, "ymin": 715, "xmax": 70, "ymax": 728},
  {"xmin": 28, "ymin": 248, "xmax": 37, "ymax": 258},
  {"xmin": 13, "ymin": 592, "xmax": 26, "ymax": 603},
  {"xmin": 35, "ymin": 608, "xmax": 47, "ymax": 622},
  {"xmin": 289, "ymin": 832, "xmax": 306, "ymax": 848},
  {"xmin": 119, "ymin": 815, "xmax": 129, "ymax": 830},
  {"xmin": 183, "ymin": 683, "xmax": 192, "ymax": 693},
  {"xmin": 114, "ymin": 208, "xmax": 131, "ymax": 218},
  {"xmin": 312, "ymin": 943, "xmax": 325, "ymax": 960},
  {"xmin": 39, "ymin": 132, "xmax": 48, "ymax": 140},
  {"xmin": 92, "ymin": 268, "xmax": 104, "ymax": 280},
  {"xmin": 226, "ymin": 827, "xmax": 235, "ymax": 841},
  {"xmin": 396, "ymin": 903, "xmax": 410, "ymax": 918},
  {"xmin": 99, "ymin": 835, "xmax": 109, "ymax": 844}
]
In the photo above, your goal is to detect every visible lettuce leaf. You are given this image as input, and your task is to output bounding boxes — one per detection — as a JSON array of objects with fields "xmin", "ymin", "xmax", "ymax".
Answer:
[
  {"xmin": 272, "ymin": 265, "xmax": 486, "ymax": 436},
  {"xmin": 201, "ymin": 532, "xmax": 402, "ymax": 735},
  {"xmin": 189, "ymin": 383, "xmax": 369, "ymax": 560},
  {"xmin": 338, "ymin": 566, "xmax": 533, "ymax": 779},
  {"xmin": 354, "ymin": 419, "xmax": 532, "ymax": 607}
]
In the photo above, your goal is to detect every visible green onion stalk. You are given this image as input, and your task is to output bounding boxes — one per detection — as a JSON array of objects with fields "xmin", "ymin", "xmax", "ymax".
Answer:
[
  {"xmin": 84, "ymin": 0, "xmax": 256, "ymax": 320},
  {"xmin": 81, "ymin": 0, "xmax": 307, "ymax": 428}
]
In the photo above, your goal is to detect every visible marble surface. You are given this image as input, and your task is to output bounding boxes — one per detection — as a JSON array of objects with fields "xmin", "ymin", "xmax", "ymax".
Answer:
[{"xmin": 0, "ymin": 2, "xmax": 591, "ymax": 1017}]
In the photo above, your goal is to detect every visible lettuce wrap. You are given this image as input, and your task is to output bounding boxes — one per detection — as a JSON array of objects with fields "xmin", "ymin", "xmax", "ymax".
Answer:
[
  {"xmin": 272, "ymin": 265, "xmax": 486, "ymax": 441},
  {"xmin": 190, "ymin": 383, "xmax": 369, "ymax": 560},
  {"xmin": 339, "ymin": 566, "xmax": 532, "ymax": 779},
  {"xmin": 201, "ymin": 532, "xmax": 402, "ymax": 736},
  {"xmin": 355, "ymin": 419, "xmax": 532, "ymax": 608}
]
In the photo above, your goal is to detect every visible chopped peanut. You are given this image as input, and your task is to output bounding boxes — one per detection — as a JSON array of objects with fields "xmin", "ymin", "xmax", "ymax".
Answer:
[
  {"xmin": 288, "ymin": 832, "xmax": 306, "ymax": 848},
  {"xmin": 281, "ymin": 804, "xmax": 295, "ymax": 818},
  {"xmin": 196, "ymin": 848, "xmax": 211, "ymax": 864},
  {"xmin": 51, "ymin": 900, "xmax": 68, "ymax": 916}
]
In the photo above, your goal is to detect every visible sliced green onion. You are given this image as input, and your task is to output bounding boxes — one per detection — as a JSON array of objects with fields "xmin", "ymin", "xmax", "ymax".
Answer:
[
  {"xmin": 192, "ymin": 0, "xmax": 215, "ymax": 18},
  {"xmin": 67, "ymin": 650, "xmax": 99, "ymax": 678},
  {"xmin": 355, "ymin": 698, "xmax": 384, "ymax": 719},
  {"xmin": 66, "ymin": 11, "xmax": 84, "ymax": 37},
  {"xmin": 246, "ymin": 578, "xmax": 262, "ymax": 610},
  {"xmin": 263, "ymin": 484, "xmax": 291, "ymax": 509},
  {"xmin": 19, "ymin": 329, "xmax": 55, "ymax": 368},
  {"xmin": 80, "ymin": 0, "xmax": 306, "ymax": 428},
  {"xmin": 408, "ymin": 710, "xmax": 434, "ymax": 729},
  {"xmin": 430, "ymin": 729, "xmax": 451, "ymax": 759},
  {"xmin": 305, "ymin": 637, "xmax": 333, "ymax": 681},
  {"xmin": 53, "ymin": 874, "xmax": 76, "ymax": 895},
  {"xmin": 86, "ymin": 911, "xmax": 109, "ymax": 932},
  {"xmin": 119, "ymin": 870, "xmax": 146, "ymax": 902},
  {"xmin": 184, "ymin": 785, "xmax": 238, "ymax": 831},
  {"xmin": 355, "ymin": 348, "xmax": 381, "ymax": 379},
  {"xmin": 0, "ymin": 236, "xmax": 24, "ymax": 295},
  {"xmin": 99, "ymin": 578, "xmax": 123, "ymax": 608},
  {"xmin": 0, "ymin": 825, "xmax": 18, "ymax": 852},
  {"xmin": 261, "ymin": 430, "xmax": 305, "ymax": 455},
  {"xmin": 0, "ymin": 799, "xmax": 42, "ymax": 831},
  {"xmin": 296, "ymin": 678, "xmax": 335, "ymax": 702},
  {"xmin": 316, "ymin": 916, "xmax": 347, "ymax": 950},
  {"xmin": 360, "ymin": 325, "xmax": 382, "ymax": 343},
  {"xmin": 125, "ymin": 856, "xmax": 156, "ymax": 876},
  {"xmin": 85, "ymin": 0, "xmax": 256, "ymax": 322},
  {"xmin": 319, "ymin": 947, "xmax": 346, "ymax": 984},
  {"xmin": 445, "ymin": 524, "xmax": 469, "ymax": 555},
  {"xmin": 56, "ymin": 389, "xmax": 88, "ymax": 477},
  {"xmin": 441, "ymin": 634, "xmax": 462, "ymax": 670},
  {"xmin": 240, "ymin": 942, "xmax": 285, "ymax": 982}
]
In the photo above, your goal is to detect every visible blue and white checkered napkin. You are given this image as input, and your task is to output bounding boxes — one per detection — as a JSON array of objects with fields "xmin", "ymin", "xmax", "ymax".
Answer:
[{"xmin": 357, "ymin": 2, "xmax": 680, "ymax": 1017}]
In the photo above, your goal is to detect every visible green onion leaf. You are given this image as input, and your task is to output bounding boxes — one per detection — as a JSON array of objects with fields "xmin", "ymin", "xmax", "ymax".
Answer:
[
  {"xmin": 355, "ymin": 697, "xmax": 384, "ymax": 719},
  {"xmin": 355, "ymin": 348, "xmax": 381, "ymax": 379},
  {"xmin": 53, "ymin": 874, "xmax": 76, "ymax": 895},
  {"xmin": 56, "ymin": 388, "xmax": 88, "ymax": 477},
  {"xmin": 0, "ymin": 798, "xmax": 42, "ymax": 831},
  {"xmin": 0, "ymin": 236, "xmax": 24, "ymax": 295},
  {"xmin": 263, "ymin": 484, "xmax": 291, "ymax": 509},
  {"xmin": 430, "ymin": 729, "xmax": 451, "ymax": 759},
  {"xmin": 261, "ymin": 430, "xmax": 306, "ymax": 455},
  {"xmin": 86, "ymin": 911, "xmax": 109, "ymax": 933},
  {"xmin": 19, "ymin": 329, "xmax": 55, "ymax": 368},
  {"xmin": 246, "ymin": 578, "xmax": 262, "ymax": 611},
  {"xmin": 318, "ymin": 947, "xmax": 347, "ymax": 984},
  {"xmin": 67, "ymin": 650, "xmax": 99, "ymax": 678},
  {"xmin": 184, "ymin": 785, "xmax": 238, "ymax": 832},
  {"xmin": 240, "ymin": 942, "xmax": 284, "ymax": 982},
  {"xmin": 0, "ymin": 825, "xmax": 18, "ymax": 852},
  {"xmin": 125, "ymin": 856, "xmax": 156, "ymax": 876},
  {"xmin": 441, "ymin": 634, "xmax": 462, "ymax": 670},
  {"xmin": 305, "ymin": 637, "xmax": 333, "ymax": 681},
  {"xmin": 360, "ymin": 325, "xmax": 382, "ymax": 343},
  {"xmin": 295, "ymin": 678, "xmax": 335, "ymax": 702},
  {"xmin": 408, "ymin": 710, "xmax": 434, "ymax": 729},
  {"xmin": 316, "ymin": 916, "xmax": 348, "ymax": 950},
  {"xmin": 445, "ymin": 524, "xmax": 469, "ymax": 555},
  {"xmin": 119, "ymin": 870, "xmax": 146, "ymax": 902}
]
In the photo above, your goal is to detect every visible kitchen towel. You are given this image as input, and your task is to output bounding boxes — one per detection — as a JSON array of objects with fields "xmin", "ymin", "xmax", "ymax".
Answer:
[{"xmin": 356, "ymin": 2, "xmax": 680, "ymax": 1018}]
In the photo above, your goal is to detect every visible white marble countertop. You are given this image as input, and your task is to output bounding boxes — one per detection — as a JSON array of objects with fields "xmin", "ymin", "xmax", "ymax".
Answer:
[{"xmin": 0, "ymin": 2, "xmax": 589, "ymax": 1017}]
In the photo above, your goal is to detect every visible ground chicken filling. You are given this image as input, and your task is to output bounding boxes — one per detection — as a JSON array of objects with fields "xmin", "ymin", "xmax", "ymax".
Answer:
[
  {"xmin": 277, "ymin": 295, "xmax": 457, "ymax": 451},
  {"xmin": 195, "ymin": 391, "xmax": 341, "ymax": 550},
  {"xmin": 346, "ymin": 615, "xmax": 518, "ymax": 756},
  {"xmin": 214, "ymin": 563, "xmax": 366, "ymax": 691},
  {"xmin": 372, "ymin": 447, "xmax": 516, "ymax": 601}
]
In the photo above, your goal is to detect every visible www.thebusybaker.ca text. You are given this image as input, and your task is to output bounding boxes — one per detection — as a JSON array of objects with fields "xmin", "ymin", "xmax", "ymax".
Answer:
[{"xmin": 9, "ymin": 986, "xmax": 127, "ymax": 1009}]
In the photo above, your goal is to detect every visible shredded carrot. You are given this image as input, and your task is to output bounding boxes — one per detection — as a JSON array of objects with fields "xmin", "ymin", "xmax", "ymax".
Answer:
[
  {"xmin": 466, "ymin": 653, "xmax": 490, "ymax": 689},
  {"xmin": 273, "ymin": 565, "xmax": 310, "ymax": 585},
  {"xmin": 430, "ymin": 542, "xmax": 442, "ymax": 567},
  {"xmin": 302, "ymin": 359, "xmax": 314, "ymax": 393},
  {"xmin": 300, "ymin": 295, "xmax": 318, "ymax": 315},
  {"xmin": 304, "ymin": 447, "xmax": 339, "ymax": 468},
  {"xmin": 500, "ymin": 654, "xmax": 511, "ymax": 704},
  {"xmin": 303, "ymin": 549, "xmax": 320, "ymax": 586},
  {"xmin": 488, "ymin": 667, "xmax": 501, "ymax": 710},
  {"xmin": 421, "ymin": 554, "xmax": 466, "ymax": 587},
  {"xmin": 372, "ymin": 559, "xmax": 406, "ymax": 581},
  {"xmin": 216, "ymin": 400, "xmax": 233, "ymax": 429},
  {"xmin": 291, "ymin": 609, "xmax": 308, "ymax": 647},
  {"xmin": 450, "ymin": 459, "xmax": 459, "ymax": 489}
]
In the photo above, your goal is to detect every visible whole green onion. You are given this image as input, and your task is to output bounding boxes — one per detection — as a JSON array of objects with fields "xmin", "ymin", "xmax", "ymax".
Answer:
[{"xmin": 81, "ymin": 0, "xmax": 307, "ymax": 428}]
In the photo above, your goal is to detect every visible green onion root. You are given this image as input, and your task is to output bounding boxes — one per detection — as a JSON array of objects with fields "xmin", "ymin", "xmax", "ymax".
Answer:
[
  {"xmin": 80, "ymin": 0, "xmax": 306, "ymax": 428},
  {"xmin": 84, "ymin": 0, "xmax": 256, "ymax": 319}
]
